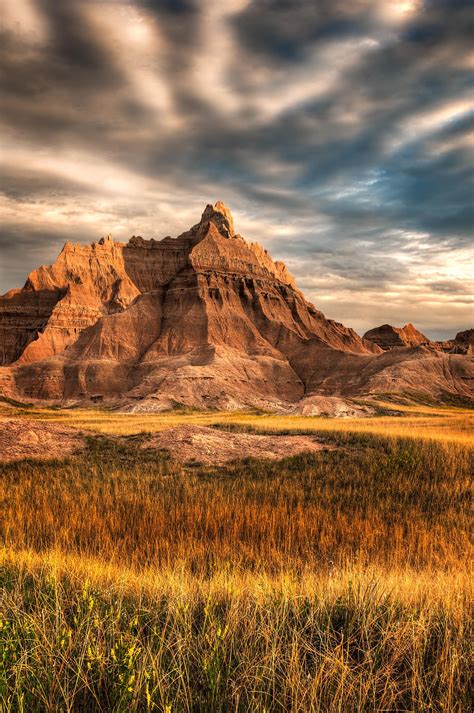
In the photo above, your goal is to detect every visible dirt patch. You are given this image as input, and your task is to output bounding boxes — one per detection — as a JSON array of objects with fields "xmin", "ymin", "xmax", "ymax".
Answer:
[
  {"xmin": 0, "ymin": 418, "xmax": 85, "ymax": 462},
  {"xmin": 142, "ymin": 425, "xmax": 331, "ymax": 464}
]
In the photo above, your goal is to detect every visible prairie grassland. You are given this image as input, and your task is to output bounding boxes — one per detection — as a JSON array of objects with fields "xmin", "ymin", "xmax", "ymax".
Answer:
[
  {"xmin": 3, "ymin": 399, "xmax": 474, "ymax": 445},
  {"xmin": 1, "ymin": 418, "xmax": 473, "ymax": 711},
  {"xmin": 2, "ymin": 433, "xmax": 472, "ymax": 571},
  {"xmin": 1, "ymin": 550, "xmax": 471, "ymax": 712}
]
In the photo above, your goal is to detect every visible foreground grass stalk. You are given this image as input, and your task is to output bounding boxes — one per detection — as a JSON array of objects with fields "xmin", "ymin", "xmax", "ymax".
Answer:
[{"xmin": 1, "ymin": 556, "xmax": 471, "ymax": 711}]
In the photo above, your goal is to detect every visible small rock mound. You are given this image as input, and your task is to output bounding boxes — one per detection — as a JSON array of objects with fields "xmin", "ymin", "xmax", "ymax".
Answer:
[
  {"xmin": 142, "ymin": 425, "xmax": 330, "ymax": 465},
  {"xmin": 289, "ymin": 395, "xmax": 374, "ymax": 417},
  {"xmin": 0, "ymin": 418, "xmax": 84, "ymax": 462}
]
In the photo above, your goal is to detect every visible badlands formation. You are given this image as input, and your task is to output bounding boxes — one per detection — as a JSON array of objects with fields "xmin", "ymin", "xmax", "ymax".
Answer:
[
  {"xmin": 363, "ymin": 323, "xmax": 473, "ymax": 353},
  {"xmin": 0, "ymin": 202, "xmax": 472, "ymax": 412}
]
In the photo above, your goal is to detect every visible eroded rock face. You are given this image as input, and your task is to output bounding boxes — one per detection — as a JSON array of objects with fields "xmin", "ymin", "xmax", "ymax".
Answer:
[
  {"xmin": 452, "ymin": 329, "xmax": 474, "ymax": 355},
  {"xmin": 0, "ymin": 288, "xmax": 64, "ymax": 364},
  {"xmin": 364, "ymin": 323, "xmax": 474, "ymax": 356},
  {"xmin": 1, "ymin": 202, "xmax": 473, "ymax": 408},
  {"xmin": 363, "ymin": 323, "xmax": 431, "ymax": 350}
]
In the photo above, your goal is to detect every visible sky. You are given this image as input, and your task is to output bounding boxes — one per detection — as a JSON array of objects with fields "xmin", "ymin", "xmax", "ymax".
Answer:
[{"xmin": 0, "ymin": 0, "xmax": 473, "ymax": 340}]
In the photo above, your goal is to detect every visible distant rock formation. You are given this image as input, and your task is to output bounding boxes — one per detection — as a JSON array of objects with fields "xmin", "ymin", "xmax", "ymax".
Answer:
[
  {"xmin": 450, "ymin": 329, "xmax": 474, "ymax": 355},
  {"xmin": 363, "ymin": 323, "xmax": 431, "ymax": 350},
  {"xmin": 1, "ymin": 202, "xmax": 473, "ymax": 409},
  {"xmin": 364, "ymin": 324, "xmax": 473, "ymax": 355}
]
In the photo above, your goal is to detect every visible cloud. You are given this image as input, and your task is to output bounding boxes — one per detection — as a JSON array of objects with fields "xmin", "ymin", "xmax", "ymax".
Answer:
[{"xmin": 0, "ymin": 0, "xmax": 472, "ymax": 338}]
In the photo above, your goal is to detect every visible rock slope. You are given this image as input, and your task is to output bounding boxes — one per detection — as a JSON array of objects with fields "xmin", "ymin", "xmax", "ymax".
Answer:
[{"xmin": 1, "ymin": 203, "xmax": 473, "ymax": 409}]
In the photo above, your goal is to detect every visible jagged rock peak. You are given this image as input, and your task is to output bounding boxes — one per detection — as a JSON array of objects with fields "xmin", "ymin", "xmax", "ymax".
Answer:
[
  {"xmin": 200, "ymin": 201, "xmax": 235, "ymax": 237},
  {"xmin": 363, "ymin": 323, "xmax": 431, "ymax": 350},
  {"xmin": 98, "ymin": 234, "xmax": 114, "ymax": 245}
]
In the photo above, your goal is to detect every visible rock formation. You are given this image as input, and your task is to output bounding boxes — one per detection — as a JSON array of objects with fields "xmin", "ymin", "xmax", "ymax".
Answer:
[
  {"xmin": 363, "ymin": 323, "xmax": 431, "ymax": 350},
  {"xmin": 364, "ymin": 324, "xmax": 474, "ymax": 355},
  {"xmin": 1, "ymin": 202, "xmax": 473, "ymax": 409},
  {"xmin": 450, "ymin": 330, "xmax": 474, "ymax": 355}
]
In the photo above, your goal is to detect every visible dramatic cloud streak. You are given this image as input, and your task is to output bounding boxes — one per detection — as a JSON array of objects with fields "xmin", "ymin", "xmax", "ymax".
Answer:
[{"xmin": 0, "ymin": 0, "xmax": 472, "ymax": 338}]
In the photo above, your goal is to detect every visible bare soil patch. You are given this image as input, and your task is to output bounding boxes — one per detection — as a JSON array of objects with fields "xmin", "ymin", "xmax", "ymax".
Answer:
[
  {"xmin": 142, "ymin": 424, "xmax": 330, "ymax": 464},
  {"xmin": 0, "ymin": 418, "xmax": 84, "ymax": 462}
]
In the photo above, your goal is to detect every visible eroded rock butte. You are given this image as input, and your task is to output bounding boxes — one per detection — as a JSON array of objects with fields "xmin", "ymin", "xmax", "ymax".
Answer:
[{"xmin": 1, "ymin": 202, "xmax": 472, "ymax": 410}]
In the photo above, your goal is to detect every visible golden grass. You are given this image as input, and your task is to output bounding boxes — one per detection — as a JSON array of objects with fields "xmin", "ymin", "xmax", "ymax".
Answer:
[
  {"xmin": 3, "ymin": 400, "xmax": 474, "ymax": 445},
  {"xmin": 1, "ymin": 408, "xmax": 473, "ymax": 710},
  {"xmin": 2, "ymin": 546, "xmax": 471, "ymax": 611},
  {"xmin": 2, "ymin": 434, "xmax": 472, "ymax": 572},
  {"xmin": 2, "ymin": 548, "xmax": 472, "ymax": 711}
]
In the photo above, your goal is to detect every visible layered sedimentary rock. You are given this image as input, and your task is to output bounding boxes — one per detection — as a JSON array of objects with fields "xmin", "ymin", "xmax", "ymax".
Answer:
[
  {"xmin": 1, "ymin": 202, "xmax": 473, "ymax": 409},
  {"xmin": 0, "ymin": 288, "xmax": 64, "ymax": 365},
  {"xmin": 363, "ymin": 323, "xmax": 431, "ymax": 350},
  {"xmin": 364, "ymin": 324, "xmax": 474, "ymax": 355}
]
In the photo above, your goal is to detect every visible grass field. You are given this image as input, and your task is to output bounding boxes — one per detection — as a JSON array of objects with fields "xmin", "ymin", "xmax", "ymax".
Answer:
[
  {"xmin": 2, "ymin": 398, "xmax": 474, "ymax": 444},
  {"xmin": 1, "ymin": 404, "xmax": 473, "ymax": 710}
]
